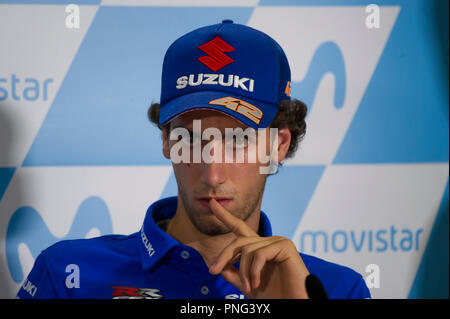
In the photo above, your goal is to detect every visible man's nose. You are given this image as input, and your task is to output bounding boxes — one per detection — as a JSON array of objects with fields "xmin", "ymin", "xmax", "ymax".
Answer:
[{"xmin": 199, "ymin": 142, "xmax": 227, "ymax": 187}]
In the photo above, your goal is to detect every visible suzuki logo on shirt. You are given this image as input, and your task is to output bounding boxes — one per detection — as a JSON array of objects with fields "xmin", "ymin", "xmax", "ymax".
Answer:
[
  {"xmin": 176, "ymin": 74, "xmax": 255, "ymax": 92},
  {"xmin": 22, "ymin": 279, "xmax": 37, "ymax": 297},
  {"xmin": 112, "ymin": 287, "xmax": 163, "ymax": 299},
  {"xmin": 140, "ymin": 228, "xmax": 155, "ymax": 257}
]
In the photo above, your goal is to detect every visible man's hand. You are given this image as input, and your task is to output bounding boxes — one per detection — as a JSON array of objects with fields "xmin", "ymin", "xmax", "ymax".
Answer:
[{"xmin": 208, "ymin": 199, "xmax": 310, "ymax": 299}]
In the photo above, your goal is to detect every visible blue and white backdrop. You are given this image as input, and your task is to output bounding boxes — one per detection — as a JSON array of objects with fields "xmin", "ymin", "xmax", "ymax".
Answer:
[{"xmin": 0, "ymin": 0, "xmax": 448, "ymax": 299}]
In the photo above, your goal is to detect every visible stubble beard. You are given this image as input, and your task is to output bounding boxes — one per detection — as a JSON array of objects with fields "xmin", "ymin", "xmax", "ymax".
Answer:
[{"xmin": 178, "ymin": 179, "xmax": 267, "ymax": 236}]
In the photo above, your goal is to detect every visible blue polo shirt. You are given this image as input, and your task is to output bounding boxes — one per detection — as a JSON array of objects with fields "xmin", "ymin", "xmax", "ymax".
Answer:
[{"xmin": 17, "ymin": 196, "xmax": 371, "ymax": 299}]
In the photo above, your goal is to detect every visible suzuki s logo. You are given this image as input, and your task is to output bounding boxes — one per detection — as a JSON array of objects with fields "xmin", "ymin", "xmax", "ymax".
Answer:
[{"xmin": 198, "ymin": 36, "xmax": 235, "ymax": 72}]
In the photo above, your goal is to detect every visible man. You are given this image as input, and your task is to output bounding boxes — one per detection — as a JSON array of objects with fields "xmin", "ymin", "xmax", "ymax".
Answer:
[{"xmin": 17, "ymin": 20, "xmax": 370, "ymax": 299}]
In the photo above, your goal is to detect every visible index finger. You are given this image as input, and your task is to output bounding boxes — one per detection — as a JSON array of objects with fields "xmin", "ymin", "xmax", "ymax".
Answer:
[{"xmin": 209, "ymin": 198, "xmax": 257, "ymax": 237}]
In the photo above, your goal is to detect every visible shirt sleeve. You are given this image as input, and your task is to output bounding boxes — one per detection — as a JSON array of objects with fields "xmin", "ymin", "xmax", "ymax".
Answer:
[
  {"xmin": 347, "ymin": 273, "xmax": 372, "ymax": 299},
  {"xmin": 17, "ymin": 251, "xmax": 58, "ymax": 299}
]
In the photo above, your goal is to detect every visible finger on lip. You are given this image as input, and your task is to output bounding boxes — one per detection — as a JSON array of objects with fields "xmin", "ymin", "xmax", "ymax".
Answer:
[
  {"xmin": 208, "ymin": 198, "xmax": 232, "ymax": 207},
  {"xmin": 209, "ymin": 198, "xmax": 223, "ymax": 212},
  {"xmin": 209, "ymin": 199, "xmax": 258, "ymax": 237},
  {"xmin": 209, "ymin": 198, "xmax": 233, "ymax": 218},
  {"xmin": 197, "ymin": 198, "xmax": 232, "ymax": 211}
]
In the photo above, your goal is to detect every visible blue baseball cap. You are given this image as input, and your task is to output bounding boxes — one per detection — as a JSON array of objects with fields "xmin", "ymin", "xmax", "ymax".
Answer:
[{"xmin": 159, "ymin": 20, "xmax": 291, "ymax": 129}]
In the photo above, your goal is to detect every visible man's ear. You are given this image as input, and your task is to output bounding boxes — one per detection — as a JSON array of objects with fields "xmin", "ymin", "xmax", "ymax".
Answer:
[
  {"xmin": 162, "ymin": 128, "xmax": 170, "ymax": 159},
  {"xmin": 276, "ymin": 127, "xmax": 291, "ymax": 163}
]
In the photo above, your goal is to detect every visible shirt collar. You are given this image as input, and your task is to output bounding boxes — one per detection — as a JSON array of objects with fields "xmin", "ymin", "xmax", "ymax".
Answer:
[{"xmin": 138, "ymin": 196, "xmax": 273, "ymax": 271}]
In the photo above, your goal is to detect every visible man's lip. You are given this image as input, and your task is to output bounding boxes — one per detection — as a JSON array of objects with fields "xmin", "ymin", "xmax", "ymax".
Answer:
[
  {"xmin": 197, "ymin": 196, "xmax": 233, "ymax": 201},
  {"xmin": 197, "ymin": 197, "xmax": 232, "ymax": 209}
]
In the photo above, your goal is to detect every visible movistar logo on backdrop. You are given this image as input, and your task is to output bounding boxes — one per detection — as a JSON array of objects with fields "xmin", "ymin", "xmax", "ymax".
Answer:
[
  {"xmin": 5, "ymin": 196, "xmax": 113, "ymax": 283},
  {"xmin": 299, "ymin": 226, "xmax": 424, "ymax": 253},
  {"xmin": 0, "ymin": 74, "xmax": 54, "ymax": 101}
]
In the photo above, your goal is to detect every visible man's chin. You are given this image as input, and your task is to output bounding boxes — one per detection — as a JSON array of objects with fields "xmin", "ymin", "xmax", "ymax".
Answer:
[
  {"xmin": 191, "ymin": 216, "xmax": 232, "ymax": 236},
  {"xmin": 200, "ymin": 228, "xmax": 231, "ymax": 236}
]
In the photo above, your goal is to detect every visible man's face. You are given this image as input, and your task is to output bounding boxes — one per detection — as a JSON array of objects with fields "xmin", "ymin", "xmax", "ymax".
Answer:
[{"xmin": 162, "ymin": 110, "xmax": 271, "ymax": 236}]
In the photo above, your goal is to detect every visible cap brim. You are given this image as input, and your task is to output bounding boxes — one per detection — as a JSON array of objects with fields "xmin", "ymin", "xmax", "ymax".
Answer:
[{"xmin": 159, "ymin": 91, "xmax": 279, "ymax": 129}]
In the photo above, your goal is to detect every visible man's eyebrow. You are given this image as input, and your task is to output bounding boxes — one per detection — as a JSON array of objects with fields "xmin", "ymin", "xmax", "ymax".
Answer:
[
  {"xmin": 171, "ymin": 124, "xmax": 189, "ymax": 129},
  {"xmin": 171, "ymin": 125, "xmax": 192, "ymax": 132},
  {"xmin": 171, "ymin": 126, "xmax": 250, "ymax": 134},
  {"xmin": 170, "ymin": 126, "xmax": 195, "ymax": 138}
]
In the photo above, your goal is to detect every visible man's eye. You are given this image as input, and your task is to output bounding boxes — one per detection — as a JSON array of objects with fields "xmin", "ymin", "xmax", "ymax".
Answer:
[
  {"xmin": 176, "ymin": 135, "xmax": 193, "ymax": 146},
  {"xmin": 236, "ymin": 136, "xmax": 248, "ymax": 147},
  {"xmin": 225, "ymin": 135, "xmax": 248, "ymax": 148},
  {"xmin": 182, "ymin": 133, "xmax": 202, "ymax": 147}
]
